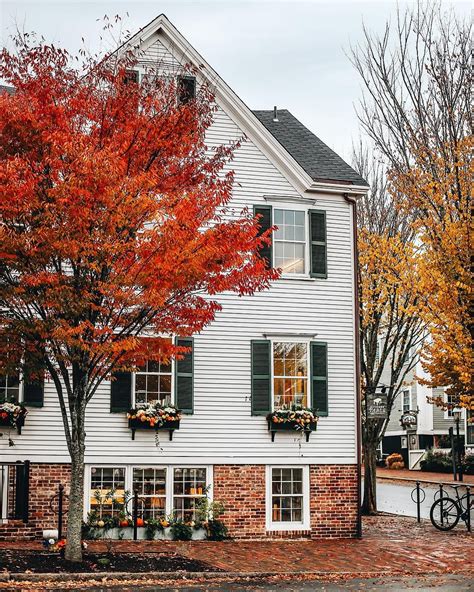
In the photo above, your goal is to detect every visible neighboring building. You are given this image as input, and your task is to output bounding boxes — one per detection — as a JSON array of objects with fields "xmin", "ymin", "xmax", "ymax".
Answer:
[
  {"xmin": 382, "ymin": 360, "xmax": 466, "ymax": 467},
  {"xmin": 0, "ymin": 14, "xmax": 368, "ymax": 541}
]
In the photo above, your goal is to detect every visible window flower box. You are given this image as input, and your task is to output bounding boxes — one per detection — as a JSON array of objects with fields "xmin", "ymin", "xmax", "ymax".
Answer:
[
  {"xmin": 267, "ymin": 407, "xmax": 318, "ymax": 442},
  {"xmin": 0, "ymin": 402, "xmax": 27, "ymax": 435},
  {"xmin": 127, "ymin": 402, "xmax": 181, "ymax": 440}
]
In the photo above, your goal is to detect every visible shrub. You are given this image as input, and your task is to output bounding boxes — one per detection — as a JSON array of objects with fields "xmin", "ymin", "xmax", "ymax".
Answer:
[
  {"xmin": 170, "ymin": 521, "xmax": 193, "ymax": 541},
  {"xmin": 386, "ymin": 453, "xmax": 404, "ymax": 469},
  {"xmin": 420, "ymin": 449, "xmax": 453, "ymax": 473},
  {"xmin": 206, "ymin": 519, "xmax": 228, "ymax": 541}
]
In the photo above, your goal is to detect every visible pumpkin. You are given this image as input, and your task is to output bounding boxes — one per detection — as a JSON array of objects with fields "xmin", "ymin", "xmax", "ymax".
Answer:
[
  {"xmin": 136, "ymin": 517, "xmax": 145, "ymax": 527},
  {"xmin": 119, "ymin": 519, "xmax": 129, "ymax": 527},
  {"xmin": 97, "ymin": 520, "xmax": 105, "ymax": 528}
]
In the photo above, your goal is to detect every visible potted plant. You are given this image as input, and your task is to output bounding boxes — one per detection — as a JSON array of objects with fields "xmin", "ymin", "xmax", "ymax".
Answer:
[
  {"xmin": 0, "ymin": 401, "xmax": 27, "ymax": 434},
  {"xmin": 267, "ymin": 406, "xmax": 318, "ymax": 442},
  {"xmin": 127, "ymin": 401, "xmax": 181, "ymax": 440}
]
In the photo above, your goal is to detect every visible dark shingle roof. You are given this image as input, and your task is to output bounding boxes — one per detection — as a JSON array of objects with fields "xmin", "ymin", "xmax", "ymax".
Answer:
[
  {"xmin": 252, "ymin": 109, "xmax": 368, "ymax": 187},
  {"xmin": 0, "ymin": 85, "xmax": 15, "ymax": 95}
]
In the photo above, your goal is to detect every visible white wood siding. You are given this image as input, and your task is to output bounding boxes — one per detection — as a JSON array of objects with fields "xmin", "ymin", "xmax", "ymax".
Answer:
[{"xmin": 1, "ymin": 31, "xmax": 357, "ymax": 466}]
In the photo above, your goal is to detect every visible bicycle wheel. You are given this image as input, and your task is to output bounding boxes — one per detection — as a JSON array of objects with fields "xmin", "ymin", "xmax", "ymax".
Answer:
[{"xmin": 430, "ymin": 497, "xmax": 460, "ymax": 531}]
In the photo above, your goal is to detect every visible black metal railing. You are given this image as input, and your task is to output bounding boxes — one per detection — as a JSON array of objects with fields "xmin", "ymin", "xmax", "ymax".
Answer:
[{"xmin": 0, "ymin": 460, "xmax": 30, "ymax": 523}]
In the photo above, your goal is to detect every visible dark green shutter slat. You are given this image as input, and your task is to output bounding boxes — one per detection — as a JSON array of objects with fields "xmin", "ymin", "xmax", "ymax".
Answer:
[
  {"xmin": 110, "ymin": 372, "xmax": 132, "ymax": 412},
  {"xmin": 251, "ymin": 340, "xmax": 271, "ymax": 416},
  {"xmin": 309, "ymin": 210, "xmax": 327, "ymax": 278},
  {"xmin": 253, "ymin": 205, "xmax": 272, "ymax": 268},
  {"xmin": 23, "ymin": 380, "xmax": 44, "ymax": 407},
  {"xmin": 175, "ymin": 337, "xmax": 193, "ymax": 414},
  {"xmin": 311, "ymin": 341, "xmax": 328, "ymax": 416},
  {"xmin": 23, "ymin": 350, "xmax": 44, "ymax": 407}
]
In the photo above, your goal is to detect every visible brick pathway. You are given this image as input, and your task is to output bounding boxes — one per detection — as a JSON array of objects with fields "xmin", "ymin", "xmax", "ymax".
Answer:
[
  {"xmin": 0, "ymin": 516, "xmax": 471, "ymax": 576},
  {"xmin": 377, "ymin": 467, "xmax": 474, "ymax": 485}
]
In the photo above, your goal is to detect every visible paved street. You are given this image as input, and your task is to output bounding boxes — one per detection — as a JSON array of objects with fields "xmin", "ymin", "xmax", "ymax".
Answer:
[{"xmin": 38, "ymin": 574, "xmax": 474, "ymax": 591}]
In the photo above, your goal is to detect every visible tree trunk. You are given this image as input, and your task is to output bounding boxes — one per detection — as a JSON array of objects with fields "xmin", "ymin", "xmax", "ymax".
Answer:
[
  {"xmin": 64, "ymin": 372, "xmax": 87, "ymax": 563},
  {"xmin": 362, "ymin": 440, "xmax": 377, "ymax": 515},
  {"xmin": 64, "ymin": 442, "xmax": 85, "ymax": 562}
]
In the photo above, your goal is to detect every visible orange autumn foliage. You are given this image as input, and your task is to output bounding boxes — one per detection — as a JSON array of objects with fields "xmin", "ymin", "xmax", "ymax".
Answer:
[
  {"xmin": 389, "ymin": 137, "xmax": 473, "ymax": 412},
  {"xmin": 0, "ymin": 40, "xmax": 278, "ymax": 383}
]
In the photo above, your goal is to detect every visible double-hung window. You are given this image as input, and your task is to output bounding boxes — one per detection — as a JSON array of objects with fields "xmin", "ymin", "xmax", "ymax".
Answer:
[
  {"xmin": 173, "ymin": 467, "xmax": 206, "ymax": 521},
  {"xmin": 133, "ymin": 467, "xmax": 167, "ymax": 519},
  {"xmin": 266, "ymin": 466, "xmax": 309, "ymax": 531},
  {"xmin": 89, "ymin": 467, "xmax": 126, "ymax": 519},
  {"xmin": 402, "ymin": 389, "xmax": 410, "ymax": 413},
  {"xmin": 274, "ymin": 209, "xmax": 306, "ymax": 274},
  {"xmin": 134, "ymin": 339, "xmax": 173, "ymax": 405},
  {"xmin": 0, "ymin": 374, "xmax": 20, "ymax": 402},
  {"xmin": 273, "ymin": 342, "xmax": 308, "ymax": 409}
]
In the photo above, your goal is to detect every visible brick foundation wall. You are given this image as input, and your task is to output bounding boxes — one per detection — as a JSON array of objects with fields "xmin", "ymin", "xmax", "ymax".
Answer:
[
  {"xmin": 309, "ymin": 465, "xmax": 358, "ymax": 539},
  {"xmin": 0, "ymin": 463, "xmax": 70, "ymax": 541},
  {"xmin": 213, "ymin": 464, "xmax": 358, "ymax": 540},
  {"xmin": 1, "ymin": 462, "xmax": 358, "ymax": 541},
  {"xmin": 213, "ymin": 465, "xmax": 266, "ymax": 538}
]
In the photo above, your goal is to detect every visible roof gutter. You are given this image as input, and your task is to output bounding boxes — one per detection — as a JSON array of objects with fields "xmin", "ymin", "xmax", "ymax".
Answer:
[
  {"xmin": 307, "ymin": 183, "xmax": 368, "ymax": 196},
  {"xmin": 344, "ymin": 192, "xmax": 363, "ymax": 539}
]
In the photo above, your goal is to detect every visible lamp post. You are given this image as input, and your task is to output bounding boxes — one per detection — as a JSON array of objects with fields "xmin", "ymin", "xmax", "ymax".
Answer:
[{"xmin": 453, "ymin": 409, "xmax": 463, "ymax": 482}]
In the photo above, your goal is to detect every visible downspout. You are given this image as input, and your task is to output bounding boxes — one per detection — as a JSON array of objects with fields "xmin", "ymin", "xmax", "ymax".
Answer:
[{"xmin": 344, "ymin": 193, "xmax": 362, "ymax": 538}]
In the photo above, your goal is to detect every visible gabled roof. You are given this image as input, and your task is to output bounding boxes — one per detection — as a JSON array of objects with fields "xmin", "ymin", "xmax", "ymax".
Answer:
[
  {"xmin": 253, "ymin": 110, "xmax": 368, "ymax": 187},
  {"xmin": 123, "ymin": 14, "xmax": 368, "ymax": 196}
]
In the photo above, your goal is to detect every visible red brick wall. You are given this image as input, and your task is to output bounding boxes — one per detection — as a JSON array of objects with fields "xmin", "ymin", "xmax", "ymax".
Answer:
[
  {"xmin": 213, "ymin": 464, "xmax": 358, "ymax": 540},
  {"xmin": 213, "ymin": 464, "xmax": 266, "ymax": 538},
  {"xmin": 0, "ymin": 463, "xmax": 70, "ymax": 541},
  {"xmin": 1, "ymin": 463, "xmax": 358, "ymax": 541},
  {"xmin": 310, "ymin": 465, "xmax": 358, "ymax": 538}
]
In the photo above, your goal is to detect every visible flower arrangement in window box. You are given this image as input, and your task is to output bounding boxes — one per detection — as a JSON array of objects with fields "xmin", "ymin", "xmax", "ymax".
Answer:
[
  {"xmin": 0, "ymin": 401, "xmax": 27, "ymax": 434},
  {"xmin": 127, "ymin": 401, "xmax": 181, "ymax": 440},
  {"xmin": 267, "ymin": 406, "xmax": 318, "ymax": 442}
]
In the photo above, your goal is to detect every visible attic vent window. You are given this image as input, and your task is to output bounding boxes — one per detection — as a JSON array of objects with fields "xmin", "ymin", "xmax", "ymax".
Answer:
[
  {"xmin": 177, "ymin": 75, "xmax": 196, "ymax": 105},
  {"xmin": 124, "ymin": 70, "xmax": 139, "ymax": 84}
]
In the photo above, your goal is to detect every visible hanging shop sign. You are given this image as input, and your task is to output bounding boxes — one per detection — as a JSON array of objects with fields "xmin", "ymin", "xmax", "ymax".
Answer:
[
  {"xmin": 400, "ymin": 410, "xmax": 418, "ymax": 430},
  {"xmin": 367, "ymin": 393, "xmax": 388, "ymax": 419}
]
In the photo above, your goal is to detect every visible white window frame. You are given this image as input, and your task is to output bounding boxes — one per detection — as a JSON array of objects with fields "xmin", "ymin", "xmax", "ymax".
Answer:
[
  {"xmin": 84, "ymin": 465, "xmax": 213, "ymax": 521},
  {"xmin": 272, "ymin": 206, "xmax": 310, "ymax": 279},
  {"xmin": 402, "ymin": 388, "xmax": 411, "ymax": 413},
  {"xmin": 444, "ymin": 390, "xmax": 460, "ymax": 420},
  {"xmin": 266, "ymin": 465, "xmax": 310, "ymax": 531},
  {"xmin": 0, "ymin": 465, "xmax": 8, "ymax": 522},
  {"xmin": 132, "ymin": 360, "xmax": 174, "ymax": 407},
  {"xmin": 131, "ymin": 336, "xmax": 175, "ymax": 407},
  {"xmin": 271, "ymin": 338, "xmax": 311, "ymax": 411}
]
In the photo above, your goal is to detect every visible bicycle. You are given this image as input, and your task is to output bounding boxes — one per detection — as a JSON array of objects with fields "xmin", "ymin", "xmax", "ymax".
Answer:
[{"xmin": 430, "ymin": 484, "xmax": 473, "ymax": 531}]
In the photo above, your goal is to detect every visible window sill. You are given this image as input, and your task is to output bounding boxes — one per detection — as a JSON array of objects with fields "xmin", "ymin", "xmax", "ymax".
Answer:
[
  {"xmin": 267, "ymin": 523, "xmax": 310, "ymax": 532},
  {"xmin": 278, "ymin": 275, "xmax": 315, "ymax": 282}
]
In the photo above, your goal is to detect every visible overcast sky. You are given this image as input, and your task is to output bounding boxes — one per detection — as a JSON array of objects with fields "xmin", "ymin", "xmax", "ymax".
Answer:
[{"xmin": 1, "ymin": 0, "xmax": 470, "ymax": 161}]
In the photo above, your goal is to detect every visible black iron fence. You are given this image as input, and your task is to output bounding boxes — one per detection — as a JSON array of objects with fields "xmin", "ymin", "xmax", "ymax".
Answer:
[{"xmin": 0, "ymin": 460, "xmax": 30, "ymax": 523}]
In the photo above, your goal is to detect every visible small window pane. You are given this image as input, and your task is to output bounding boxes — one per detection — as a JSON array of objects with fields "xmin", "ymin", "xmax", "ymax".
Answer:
[{"xmin": 274, "ymin": 209, "xmax": 284, "ymax": 224}]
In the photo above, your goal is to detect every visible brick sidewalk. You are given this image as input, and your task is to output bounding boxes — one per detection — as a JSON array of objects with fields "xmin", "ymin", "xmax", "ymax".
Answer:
[
  {"xmin": 0, "ymin": 516, "xmax": 472, "ymax": 576},
  {"xmin": 377, "ymin": 467, "xmax": 474, "ymax": 484}
]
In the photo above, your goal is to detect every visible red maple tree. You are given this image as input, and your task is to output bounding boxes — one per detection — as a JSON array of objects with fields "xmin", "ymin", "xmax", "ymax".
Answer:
[{"xmin": 0, "ymin": 36, "xmax": 277, "ymax": 560}]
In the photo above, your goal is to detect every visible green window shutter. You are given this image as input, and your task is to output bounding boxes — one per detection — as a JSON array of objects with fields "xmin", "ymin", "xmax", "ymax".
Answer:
[
  {"xmin": 23, "ymin": 378, "xmax": 44, "ymax": 407},
  {"xmin": 253, "ymin": 205, "xmax": 273, "ymax": 268},
  {"xmin": 175, "ymin": 337, "xmax": 194, "ymax": 414},
  {"xmin": 251, "ymin": 340, "xmax": 271, "ymax": 416},
  {"xmin": 23, "ymin": 350, "xmax": 44, "ymax": 407},
  {"xmin": 311, "ymin": 341, "xmax": 328, "ymax": 416},
  {"xmin": 110, "ymin": 372, "xmax": 132, "ymax": 413},
  {"xmin": 309, "ymin": 210, "xmax": 327, "ymax": 278}
]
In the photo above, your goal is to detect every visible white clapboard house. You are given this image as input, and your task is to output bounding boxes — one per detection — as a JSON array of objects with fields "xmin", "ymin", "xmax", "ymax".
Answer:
[{"xmin": 0, "ymin": 14, "xmax": 368, "ymax": 541}]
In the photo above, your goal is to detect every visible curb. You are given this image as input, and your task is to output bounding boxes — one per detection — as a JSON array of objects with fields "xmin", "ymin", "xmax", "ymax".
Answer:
[
  {"xmin": 377, "ymin": 475, "xmax": 473, "ymax": 487},
  {"xmin": 3, "ymin": 569, "xmax": 474, "ymax": 583}
]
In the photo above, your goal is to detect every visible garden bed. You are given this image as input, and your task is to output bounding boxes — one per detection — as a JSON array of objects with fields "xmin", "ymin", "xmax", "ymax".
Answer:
[{"xmin": 0, "ymin": 549, "xmax": 220, "ymax": 574}]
